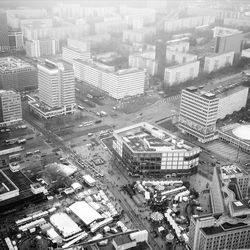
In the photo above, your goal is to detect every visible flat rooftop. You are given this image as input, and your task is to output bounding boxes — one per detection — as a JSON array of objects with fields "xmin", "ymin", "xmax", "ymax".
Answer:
[
  {"xmin": 202, "ymin": 221, "xmax": 249, "ymax": 235},
  {"xmin": 0, "ymin": 170, "xmax": 18, "ymax": 194},
  {"xmin": 219, "ymin": 123, "xmax": 250, "ymax": 144},
  {"xmin": 98, "ymin": 240, "xmax": 151, "ymax": 250},
  {"xmin": 185, "ymin": 84, "xmax": 247, "ymax": 100},
  {"xmin": 115, "ymin": 122, "xmax": 197, "ymax": 152},
  {"xmin": 0, "ymin": 89, "xmax": 19, "ymax": 97},
  {"xmin": 0, "ymin": 57, "xmax": 34, "ymax": 73},
  {"xmin": 74, "ymin": 59, "xmax": 142, "ymax": 75},
  {"xmin": 220, "ymin": 164, "xmax": 245, "ymax": 179},
  {"xmin": 3, "ymin": 168, "xmax": 32, "ymax": 192}
]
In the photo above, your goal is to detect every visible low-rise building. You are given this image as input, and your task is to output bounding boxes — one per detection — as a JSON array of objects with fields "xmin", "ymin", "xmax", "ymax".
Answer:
[
  {"xmin": 218, "ymin": 123, "xmax": 250, "ymax": 154},
  {"xmin": 0, "ymin": 57, "xmax": 37, "ymax": 91},
  {"xmin": 113, "ymin": 122, "xmax": 201, "ymax": 176},
  {"xmin": 164, "ymin": 60, "xmax": 200, "ymax": 86},
  {"xmin": 74, "ymin": 59, "xmax": 145, "ymax": 99},
  {"xmin": 204, "ymin": 51, "xmax": 234, "ymax": 73},
  {"xmin": 0, "ymin": 90, "xmax": 22, "ymax": 127}
]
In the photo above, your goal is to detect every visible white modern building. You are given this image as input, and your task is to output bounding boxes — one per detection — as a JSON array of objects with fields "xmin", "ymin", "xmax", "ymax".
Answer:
[
  {"xmin": 113, "ymin": 122, "xmax": 201, "ymax": 176},
  {"xmin": 164, "ymin": 61, "xmax": 200, "ymax": 86},
  {"xmin": 0, "ymin": 90, "xmax": 22, "ymax": 127},
  {"xmin": 62, "ymin": 47, "xmax": 91, "ymax": 65},
  {"xmin": 25, "ymin": 39, "xmax": 59, "ymax": 58},
  {"xmin": 217, "ymin": 85, "xmax": 249, "ymax": 119},
  {"xmin": 29, "ymin": 59, "xmax": 75, "ymax": 119},
  {"xmin": 179, "ymin": 84, "xmax": 249, "ymax": 143},
  {"xmin": 129, "ymin": 50, "xmax": 158, "ymax": 75},
  {"xmin": 73, "ymin": 59, "xmax": 145, "ymax": 99},
  {"xmin": 204, "ymin": 51, "xmax": 234, "ymax": 73}
]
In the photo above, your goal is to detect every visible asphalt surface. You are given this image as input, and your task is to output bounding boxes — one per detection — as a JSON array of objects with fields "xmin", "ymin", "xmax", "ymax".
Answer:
[{"xmin": 22, "ymin": 108, "xmax": 163, "ymax": 250}]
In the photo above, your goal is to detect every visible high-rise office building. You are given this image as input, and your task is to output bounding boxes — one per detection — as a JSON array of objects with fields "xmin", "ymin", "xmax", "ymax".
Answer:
[
  {"xmin": 0, "ymin": 90, "xmax": 22, "ymax": 127},
  {"xmin": 179, "ymin": 85, "xmax": 249, "ymax": 143},
  {"xmin": 0, "ymin": 10, "xmax": 10, "ymax": 51},
  {"xmin": 29, "ymin": 59, "xmax": 75, "ymax": 119},
  {"xmin": 38, "ymin": 59, "xmax": 75, "ymax": 110},
  {"xmin": 179, "ymin": 87, "xmax": 219, "ymax": 143}
]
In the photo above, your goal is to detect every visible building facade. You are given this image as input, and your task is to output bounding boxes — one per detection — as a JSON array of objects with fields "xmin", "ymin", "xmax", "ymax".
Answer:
[
  {"xmin": 8, "ymin": 31, "xmax": 24, "ymax": 50},
  {"xmin": 217, "ymin": 86, "xmax": 248, "ymax": 119},
  {"xmin": 38, "ymin": 59, "xmax": 75, "ymax": 110},
  {"xmin": 166, "ymin": 50, "xmax": 197, "ymax": 65},
  {"xmin": 189, "ymin": 164, "xmax": 250, "ymax": 250},
  {"xmin": 179, "ymin": 87, "xmax": 219, "ymax": 143},
  {"xmin": 23, "ymin": 24, "xmax": 90, "ymax": 41},
  {"xmin": 164, "ymin": 16, "xmax": 215, "ymax": 32},
  {"xmin": 164, "ymin": 61, "xmax": 200, "ymax": 86},
  {"xmin": 73, "ymin": 59, "xmax": 145, "ymax": 99},
  {"xmin": 0, "ymin": 57, "xmax": 37, "ymax": 91},
  {"xmin": 213, "ymin": 26, "xmax": 243, "ymax": 54},
  {"xmin": 179, "ymin": 85, "xmax": 249, "ymax": 143},
  {"xmin": 0, "ymin": 10, "xmax": 10, "ymax": 51},
  {"xmin": 166, "ymin": 38, "xmax": 190, "ymax": 53},
  {"xmin": 0, "ymin": 90, "xmax": 22, "ymax": 127},
  {"xmin": 25, "ymin": 39, "xmax": 59, "ymax": 58},
  {"xmin": 129, "ymin": 51, "xmax": 158, "ymax": 75},
  {"xmin": 204, "ymin": 51, "xmax": 234, "ymax": 73},
  {"xmin": 62, "ymin": 47, "xmax": 91, "ymax": 65},
  {"xmin": 113, "ymin": 122, "xmax": 201, "ymax": 176}
]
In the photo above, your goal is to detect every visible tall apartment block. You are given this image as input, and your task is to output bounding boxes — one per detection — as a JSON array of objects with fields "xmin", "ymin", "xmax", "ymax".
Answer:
[
  {"xmin": 179, "ymin": 85, "xmax": 249, "ymax": 143},
  {"xmin": 8, "ymin": 31, "xmax": 24, "ymax": 50},
  {"xmin": 0, "ymin": 90, "xmax": 22, "ymax": 127},
  {"xmin": 0, "ymin": 10, "xmax": 10, "ymax": 51},
  {"xmin": 213, "ymin": 27, "xmax": 243, "ymax": 54},
  {"xmin": 0, "ymin": 57, "xmax": 37, "ymax": 91},
  {"xmin": 189, "ymin": 164, "xmax": 250, "ymax": 250},
  {"xmin": 25, "ymin": 39, "xmax": 59, "ymax": 58},
  {"xmin": 29, "ymin": 59, "xmax": 75, "ymax": 119}
]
